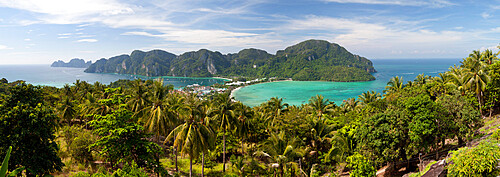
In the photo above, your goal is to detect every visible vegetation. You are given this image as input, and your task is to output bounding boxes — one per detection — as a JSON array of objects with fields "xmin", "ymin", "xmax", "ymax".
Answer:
[
  {"xmin": 0, "ymin": 46, "xmax": 499, "ymax": 176},
  {"xmin": 85, "ymin": 40, "xmax": 376, "ymax": 81}
]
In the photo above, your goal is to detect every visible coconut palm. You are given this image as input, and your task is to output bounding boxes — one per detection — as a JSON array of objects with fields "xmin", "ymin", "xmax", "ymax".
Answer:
[
  {"xmin": 165, "ymin": 93, "xmax": 190, "ymax": 172},
  {"xmin": 263, "ymin": 97, "xmax": 289, "ymax": 128},
  {"xmin": 58, "ymin": 96, "xmax": 76, "ymax": 126},
  {"xmin": 127, "ymin": 79, "xmax": 150, "ymax": 114},
  {"xmin": 341, "ymin": 98, "xmax": 359, "ymax": 113},
  {"xmin": 384, "ymin": 76, "xmax": 404, "ymax": 95},
  {"xmin": 165, "ymin": 105, "xmax": 215, "ymax": 177},
  {"xmin": 358, "ymin": 91, "xmax": 381, "ymax": 106},
  {"xmin": 448, "ymin": 65, "xmax": 468, "ymax": 95},
  {"xmin": 144, "ymin": 79, "xmax": 174, "ymax": 142},
  {"xmin": 307, "ymin": 116, "xmax": 335, "ymax": 152},
  {"xmin": 481, "ymin": 49, "xmax": 497, "ymax": 65},
  {"xmin": 461, "ymin": 53, "xmax": 490, "ymax": 113},
  {"xmin": 308, "ymin": 95, "xmax": 334, "ymax": 118},
  {"xmin": 254, "ymin": 131, "xmax": 303, "ymax": 177},
  {"xmin": 413, "ymin": 73, "xmax": 430, "ymax": 85},
  {"xmin": 211, "ymin": 92, "xmax": 238, "ymax": 172},
  {"xmin": 234, "ymin": 102, "xmax": 254, "ymax": 155}
]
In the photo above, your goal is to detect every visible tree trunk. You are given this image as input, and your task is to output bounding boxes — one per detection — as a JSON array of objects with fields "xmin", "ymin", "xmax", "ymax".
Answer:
[
  {"xmin": 478, "ymin": 93, "xmax": 483, "ymax": 116},
  {"xmin": 190, "ymin": 156, "xmax": 193, "ymax": 177},
  {"xmin": 174, "ymin": 136, "xmax": 178, "ymax": 172},
  {"xmin": 223, "ymin": 128, "xmax": 226, "ymax": 172},
  {"xmin": 202, "ymin": 152, "xmax": 205, "ymax": 177},
  {"xmin": 241, "ymin": 138, "xmax": 244, "ymax": 155}
]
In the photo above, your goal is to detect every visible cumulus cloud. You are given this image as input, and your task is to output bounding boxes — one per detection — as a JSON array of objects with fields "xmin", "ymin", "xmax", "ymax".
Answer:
[
  {"xmin": 282, "ymin": 16, "xmax": 488, "ymax": 57},
  {"xmin": 77, "ymin": 39, "xmax": 98, "ymax": 42}
]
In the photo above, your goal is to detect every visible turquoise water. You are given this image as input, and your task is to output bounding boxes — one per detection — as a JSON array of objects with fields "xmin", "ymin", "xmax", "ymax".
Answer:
[
  {"xmin": 0, "ymin": 65, "xmax": 227, "ymax": 88},
  {"xmin": 233, "ymin": 59, "xmax": 461, "ymax": 106}
]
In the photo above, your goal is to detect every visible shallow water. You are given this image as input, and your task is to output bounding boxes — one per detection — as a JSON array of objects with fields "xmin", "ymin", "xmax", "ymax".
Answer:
[
  {"xmin": 233, "ymin": 59, "xmax": 461, "ymax": 106},
  {"xmin": 0, "ymin": 65, "xmax": 227, "ymax": 88}
]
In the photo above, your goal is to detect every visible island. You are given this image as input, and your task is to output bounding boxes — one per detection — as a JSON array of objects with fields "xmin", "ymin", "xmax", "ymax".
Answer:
[
  {"xmin": 84, "ymin": 39, "xmax": 376, "ymax": 81},
  {"xmin": 51, "ymin": 58, "xmax": 92, "ymax": 68}
]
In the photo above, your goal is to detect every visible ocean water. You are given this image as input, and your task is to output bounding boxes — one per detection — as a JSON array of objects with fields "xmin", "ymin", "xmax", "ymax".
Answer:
[
  {"xmin": 233, "ymin": 59, "xmax": 461, "ymax": 107},
  {"xmin": 0, "ymin": 65, "xmax": 227, "ymax": 88}
]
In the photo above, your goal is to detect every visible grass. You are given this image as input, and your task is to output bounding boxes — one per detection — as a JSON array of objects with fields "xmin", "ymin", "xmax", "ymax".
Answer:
[
  {"xmin": 160, "ymin": 157, "xmax": 239, "ymax": 177},
  {"xmin": 480, "ymin": 114, "xmax": 500, "ymax": 134}
]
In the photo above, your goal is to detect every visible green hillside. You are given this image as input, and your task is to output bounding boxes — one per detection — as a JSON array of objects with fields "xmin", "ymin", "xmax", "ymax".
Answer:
[{"xmin": 84, "ymin": 39, "xmax": 376, "ymax": 81}]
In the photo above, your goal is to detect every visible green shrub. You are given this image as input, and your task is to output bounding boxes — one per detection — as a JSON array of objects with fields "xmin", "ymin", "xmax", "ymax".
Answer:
[
  {"xmin": 447, "ymin": 141, "xmax": 500, "ymax": 177},
  {"xmin": 346, "ymin": 153, "xmax": 376, "ymax": 177}
]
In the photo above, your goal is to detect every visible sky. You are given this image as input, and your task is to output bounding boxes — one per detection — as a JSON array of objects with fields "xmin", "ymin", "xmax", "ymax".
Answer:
[{"xmin": 0, "ymin": 0, "xmax": 499, "ymax": 64}]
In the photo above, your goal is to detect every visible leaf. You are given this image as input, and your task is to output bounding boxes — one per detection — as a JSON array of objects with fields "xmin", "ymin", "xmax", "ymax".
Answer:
[{"xmin": 0, "ymin": 146, "xmax": 12, "ymax": 177}]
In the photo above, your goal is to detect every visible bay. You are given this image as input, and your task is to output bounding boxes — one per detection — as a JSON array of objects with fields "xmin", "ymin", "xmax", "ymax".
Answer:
[
  {"xmin": 233, "ymin": 59, "xmax": 462, "ymax": 107},
  {"xmin": 0, "ymin": 65, "xmax": 227, "ymax": 88}
]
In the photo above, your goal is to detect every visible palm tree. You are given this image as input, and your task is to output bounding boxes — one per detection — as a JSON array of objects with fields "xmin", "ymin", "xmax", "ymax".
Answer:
[
  {"xmin": 263, "ymin": 97, "xmax": 289, "ymax": 128},
  {"xmin": 211, "ymin": 92, "xmax": 238, "ymax": 172},
  {"xmin": 481, "ymin": 49, "xmax": 497, "ymax": 65},
  {"xmin": 413, "ymin": 73, "xmax": 430, "ymax": 85},
  {"xmin": 448, "ymin": 65, "xmax": 468, "ymax": 95},
  {"xmin": 308, "ymin": 95, "xmax": 334, "ymax": 118},
  {"xmin": 254, "ymin": 131, "xmax": 303, "ymax": 177},
  {"xmin": 384, "ymin": 76, "xmax": 404, "ymax": 95},
  {"xmin": 357, "ymin": 91, "xmax": 381, "ymax": 106},
  {"xmin": 58, "ymin": 97, "xmax": 76, "ymax": 126},
  {"xmin": 307, "ymin": 116, "xmax": 335, "ymax": 152},
  {"xmin": 165, "ymin": 106, "xmax": 215, "ymax": 177},
  {"xmin": 341, "ymin": 98, "xmax": 359, "ymax": 113},
  {"xmin": 165, "ymin": 93, "xmax": 190, "ymax": 172},
  {"xmin": 234, "ymin": 102, "xmax": 254, "ymax": 155},
  {"xmin": 461, "ymin": 52, "xmax": 490, "ymax": 113},
  {"xmin": 127, "ymin": 79, "xmax": 150, "ymax": 114},
  {"xmin": 145, "ymin": 79, "xmax": 174, "ymax": 142}
]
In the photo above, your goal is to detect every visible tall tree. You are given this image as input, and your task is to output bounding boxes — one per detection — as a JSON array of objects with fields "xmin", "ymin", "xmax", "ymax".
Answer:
[
  {"xmin": 358, "ymin": 91, "xmax": 381, "ymax": 106},
  {"xmin": 384, "ymin": 76, "xmax": 404, "ymax": 95},
  {"xmin": 0, "ymin": 83, "xmax": 64, "ymax": 176},
  {"xmin": 166, "ymin": 103, "xmax": 215, "ymax": 177},
  {"xmin": 254, "ymin": 131, "xmax": 303, "ymax": 177},
  {"xmin": 211, "ymin": 92, "xmax": 238, "ymax": 172},
  {"xmin": 461, "ymin": 51, "xmax": 490, "ymax": 113},
  {"xmin": 308, "ymin": 95, "xmax": 334, "ymax": 118}
]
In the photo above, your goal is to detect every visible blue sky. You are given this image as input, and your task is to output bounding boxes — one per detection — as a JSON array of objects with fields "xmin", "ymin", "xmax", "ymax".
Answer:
[{"xmin": 0, "ymin": 0, "xmax": 499, "ymax": 64}]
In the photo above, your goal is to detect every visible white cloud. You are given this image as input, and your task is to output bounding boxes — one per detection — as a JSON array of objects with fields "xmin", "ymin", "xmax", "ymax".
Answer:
[
  {"xmin": 0, "ymin": 45, "xmax": 12, "ymax": 50},
  {"xmin": 323, "ymin": 0, "xmax": 455, "ymax": 7},
  {"xmin": 78, "ymin": 35, "xmax": 95, "ymax": 38},
  {"xmin": 58, "ymin": 33, "xmax": 72, "ymax": 36},
  {"xmin": 0, "ymin": 0, "xmax": 133, "ymax": 17},
  {"xmin": 77, "ymin": 39, "xmax": 98, "ymax": 42},
  {"xmin": 24, "ymin": 38, "xmax": 31, "ymax": 41},
  {"xmin": 481, "ymin": 12, "xmax": 491, "ymax": 19},
  {"xmin": 58, "ymin": 36, "xmax": 70, "ymax": 39},
  {"xmin": 282, "ymin": 16, "xmax": 492, "ymax": 57}
]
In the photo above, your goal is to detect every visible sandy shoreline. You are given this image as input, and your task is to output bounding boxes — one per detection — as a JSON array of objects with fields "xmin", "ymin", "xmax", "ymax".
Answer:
[
  {"xmin": 230, "ymin": 86, "xmax": 244, "ymax": 99},
  {"xmin": 212, "ymin": 76, "xmax": 232, "ymax": 81}
]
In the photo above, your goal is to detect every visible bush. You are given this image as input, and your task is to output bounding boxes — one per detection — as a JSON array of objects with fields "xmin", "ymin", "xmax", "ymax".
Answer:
[
  {"xmin": 61, "ymin": 126, "xmax": 96, "ymax": 164},
  {"xmin": 447, "ymin": 141, "xmax": 500, "ymax": 177},
  {"xmin": 346, "ymin": 153, "xmax": 376, "ymax": 177}
]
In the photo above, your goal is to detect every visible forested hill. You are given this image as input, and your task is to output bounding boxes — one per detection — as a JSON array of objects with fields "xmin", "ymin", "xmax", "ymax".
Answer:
[{"xmin": 84, "ymin": 39, "xmax": 376, "ymax": 81}]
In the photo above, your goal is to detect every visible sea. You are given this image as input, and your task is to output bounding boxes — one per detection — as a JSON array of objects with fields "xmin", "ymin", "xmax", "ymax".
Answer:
[
  {"xmin": 233, "ymin": 58, "xmax": 462, "ymax": 106},
  {"xmin": 0, "ymin": 59, "xmax": 461, "ymax": 106},
  {"xmin": 0, "ymin": 65, "xmax": 227, "ymax": 88}
]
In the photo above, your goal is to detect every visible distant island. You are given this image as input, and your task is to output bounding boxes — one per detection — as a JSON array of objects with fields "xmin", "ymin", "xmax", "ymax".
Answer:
[
  {"xmin": 85, "ymin": 39, "xmax": 377, "ymax": 81},
  {"xmin": 51, "ymin": 58, "xmax": 92, "ymax": 68}
]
